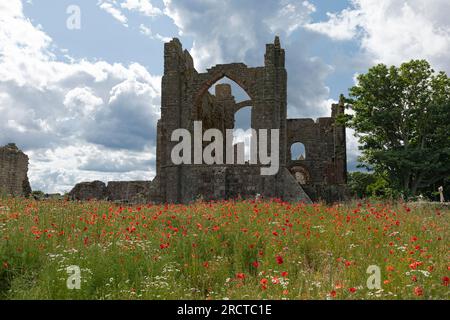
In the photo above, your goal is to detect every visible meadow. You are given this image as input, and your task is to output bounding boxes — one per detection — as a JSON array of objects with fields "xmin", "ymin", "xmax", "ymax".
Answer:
[{"xmin": 0, "ymin": 197, "xmax": 448, "ymax": 300}]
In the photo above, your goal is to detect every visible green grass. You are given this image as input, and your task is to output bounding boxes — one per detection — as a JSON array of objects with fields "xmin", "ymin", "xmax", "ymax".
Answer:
[{"xmin": 0, "ymin": 197, "xmax": 448, "ymax": 300}]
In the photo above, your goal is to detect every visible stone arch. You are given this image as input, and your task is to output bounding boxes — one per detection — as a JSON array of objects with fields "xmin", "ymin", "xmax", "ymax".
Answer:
[
  {"xmin": 290, "ymin": 166, "xmax": 310, "ymax": 185},
  {"xmin": 192, "ymin": 65, "xmax": 256, "ymax": 121}
]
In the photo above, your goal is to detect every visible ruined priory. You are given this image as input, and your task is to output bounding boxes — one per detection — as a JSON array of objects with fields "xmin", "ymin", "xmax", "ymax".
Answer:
[{"xmin": 2, "ymin": 38, "xmax": 349, "ymax": 203}]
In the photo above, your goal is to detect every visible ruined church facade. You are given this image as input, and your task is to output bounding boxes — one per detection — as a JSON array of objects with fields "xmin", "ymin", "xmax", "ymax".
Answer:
[{"xmin": 152, "ymin": 37, "xmax": 348, "ymax": 203}]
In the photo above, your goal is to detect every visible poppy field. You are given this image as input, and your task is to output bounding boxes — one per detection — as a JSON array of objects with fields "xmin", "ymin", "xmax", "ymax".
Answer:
[{"xmin": 0, "ymin": 197, "xmax": 448, "ymax": 300}]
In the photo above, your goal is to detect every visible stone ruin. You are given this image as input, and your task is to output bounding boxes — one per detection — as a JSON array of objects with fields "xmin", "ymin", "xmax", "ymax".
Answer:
[
  {"xmin": 68, "ymin": 180, "xmax": 161, "ymax": 203},
  {"xmin": 70, "ymin": 37, "xmax": 349, "ymax": 203},
  {"xmin": 0, "ymin": 143, "xmax": 31, "ymax": 197}
]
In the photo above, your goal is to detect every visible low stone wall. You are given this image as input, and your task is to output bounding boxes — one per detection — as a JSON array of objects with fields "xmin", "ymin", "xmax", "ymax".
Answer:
[
  {"xmin": 0, "ymin": 143, "xmax": 31, "ymax": 197},
  {"xmin": 107, "ymin": 181, "xmax": 151, "ymax": 202},
  {"xmin": 69, "ymin": 180, "xmax": 161, "ymax": 203},
  {"xmin": 68, "ymin": 181, "xmax": 108, "ymax": 200}
]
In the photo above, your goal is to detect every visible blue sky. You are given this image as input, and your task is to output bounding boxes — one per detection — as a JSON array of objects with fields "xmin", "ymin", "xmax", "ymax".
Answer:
[{"xmin": 1, "ymin": 0, "xmax": 449, "ymax": 193}]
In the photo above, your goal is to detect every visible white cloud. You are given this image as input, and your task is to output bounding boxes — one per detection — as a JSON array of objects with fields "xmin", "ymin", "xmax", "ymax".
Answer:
[
  {"xmin": 139, "ymin": 23, "xmax": 171, "ymax": 42},
  {"xmin": 28, "ymin": 144, "xmax": 155, "ymax": 193},
  {"xmin": 0, "ymin": 0, "xmax": 161, "ymax": 193},
  {"xmin": 98, "ymin": 0, "xmax": 129, "ymax": 26},
  {"xmin": 265, "ymin": 0, "xmax": 316, "ymax": 36},
  {"xmin": 121, "ymin": 0, "xmax": 162, "ymax": 17},
  {"xmin": 305, "ymin": 0, "xmax": 450, "ymax": 72},
  {"xmin": 305, "ymin": 8, "xmax": 361, "ymax": 41}
]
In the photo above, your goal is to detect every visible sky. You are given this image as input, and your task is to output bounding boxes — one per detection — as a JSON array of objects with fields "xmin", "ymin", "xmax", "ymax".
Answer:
[{"xmin": 0, "ymin": 0, "xmax": 449, "ymax": 193}]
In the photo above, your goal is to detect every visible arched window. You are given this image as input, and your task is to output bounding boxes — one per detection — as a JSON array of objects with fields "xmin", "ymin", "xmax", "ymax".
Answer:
[
  {"xmin": 291, "ymin": 142, "xmax": 306, "ymax": 160},
  {"xmin": 197, "ymin": 77, "xmax": 254, "ymax": 163}
]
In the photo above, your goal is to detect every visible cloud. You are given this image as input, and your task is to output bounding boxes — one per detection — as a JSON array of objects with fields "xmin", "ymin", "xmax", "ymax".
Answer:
[
  {"xmin": 139, "ymin": 24, "xmax": 172, "ymax": 42},
  {"xmin": 305, "ymin": 8, "xmax": 361, "ymax": 41},
  {"xmin": 265, "ymin": 0, "xmax": 316, "ymax": 36},
  {"xmin": 98, "ymin": 0, "xmax": 129, "ymax": 27},
  {"xmin": 121, "ymin": 0, "xmax": 162, "ymax": 17},
  {"xmin": 305, "ymin": 0, "xmax": 450, "ymax": 72},
  {"xmin": 28, "ymin": 144, "xmax": 155, "ymax": 193},
  {"xmin": 0, "ymin": 0, "xmax": 161, "ymax": 192}
]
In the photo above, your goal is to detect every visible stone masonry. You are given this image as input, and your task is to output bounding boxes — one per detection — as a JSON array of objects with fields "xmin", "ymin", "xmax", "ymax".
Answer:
[
  {"xmin": 0, "ymin": 143, "xmax": 32, "ymax": 197},
  {"xmin": 69, "ymin": 180, "xmax": 161, "ymax": 203},
  {"xmin": 152, "ymin": 37, "xmax": 348, "ymax": 203},
  {"xmin": 69, "ymin": 37, "xmax": 348, "ymax": 204}
]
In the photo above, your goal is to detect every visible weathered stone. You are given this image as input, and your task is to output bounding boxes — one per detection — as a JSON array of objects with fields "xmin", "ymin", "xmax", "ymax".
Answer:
[
  {"xmin": 107, "ymin": 181, "xmax": 152, "ymax": 203},
  {"xmin": 69, "ymin": 181, "xmax": 107, "ymax": 201},
  {"xmin": 0, "ymin": 143, "xmax": 31, "ymax": 197},
  {"xmin": 67, "ymin": 37, "xmax": 348, "ymax": 204},
  {"xmin": 153, "ymin": 37, "xmax": 348, "ymax": 204}
]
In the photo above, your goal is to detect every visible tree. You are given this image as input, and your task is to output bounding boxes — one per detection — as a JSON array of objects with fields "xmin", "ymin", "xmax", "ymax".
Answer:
[
  {"xmin": 345, "ymin": 60, "xmax": 450, "ymax": 196},
  {"xmin": 347, "ymin": 172, "xmax": 376, "ymax": 198}
]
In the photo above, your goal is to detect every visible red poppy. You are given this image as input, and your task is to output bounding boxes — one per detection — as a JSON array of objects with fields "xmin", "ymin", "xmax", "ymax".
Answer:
[
  {"xmin": 442, "ymin": 276, "xmax": 449, "ymax": 287},
  {"xmin": 414, "ymin": 286, "xmax": 423, "ymax": 297},
  {"xmin": 276, "ymin": 255, "xmax": 284, "ymax": 265},
  {"xmin": 349, "ymin": 287, "xmax": 357, "ymax": 293},
  {"xmin": 236, "ymin": 273, "xmax": 245, "ymax": 279},
  {"xmin": 252, "ymin": 261, "xmax": 259, "ymax": 268},
  {"xmin": 330, "ymin": 290, "xmax": 337, "ymax": 298}
]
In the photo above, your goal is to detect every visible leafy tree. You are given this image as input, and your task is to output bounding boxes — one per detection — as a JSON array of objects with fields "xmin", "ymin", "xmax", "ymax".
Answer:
[
  {"xmin": 347, "ymin": 171, "xmax": 401, "ymax": 199},
  {"xmin": 345, "ymin": 60, "xmax": 450, "ymax": 196},
  {"xmin": 347, "ymin": 172, "xmax": 376, "ymax": 198}
]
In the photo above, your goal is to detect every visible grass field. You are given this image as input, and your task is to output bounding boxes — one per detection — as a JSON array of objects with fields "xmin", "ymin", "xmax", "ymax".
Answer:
[{"xmin": 0, "ymin": 197, "xmax": 448, "ymax": 300}]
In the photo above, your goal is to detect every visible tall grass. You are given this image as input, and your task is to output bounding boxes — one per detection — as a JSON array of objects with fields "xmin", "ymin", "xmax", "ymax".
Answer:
[{"xmin": 0, "ymin": 196, "xmax": 448, "ymax": 299}]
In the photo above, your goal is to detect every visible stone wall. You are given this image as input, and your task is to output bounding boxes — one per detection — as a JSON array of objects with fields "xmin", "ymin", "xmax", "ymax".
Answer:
[
  {"xmin": 69, "ymin": 180, "xmax": 161, "ymax": 203},
  {"xmin": 0, "ymin": 143, "xmax": 31, "ymax": 197},
  {"xmin": 68, "ymin": 181, "xmax": 107, "ymax": 201},
  {"xmin": 68, "ymin": 38, "xmax": 348, "ymax": 204}
]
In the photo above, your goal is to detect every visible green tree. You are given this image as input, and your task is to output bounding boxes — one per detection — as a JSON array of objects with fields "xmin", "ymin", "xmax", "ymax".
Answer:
[
  {"xmin": 347, "ymin": 171, "xmax": 376, "ymax": 198},
  {"xmin": 346, "ymin": 60, "xmax": 450, "ymax": 196}
]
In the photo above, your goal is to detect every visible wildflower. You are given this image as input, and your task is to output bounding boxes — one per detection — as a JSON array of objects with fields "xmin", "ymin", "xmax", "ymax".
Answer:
[
  {"xmin": 276, "ymin": 255, "xmax": 284, "ymax": 265},
  {"xmin": 411, "ymin": 275, "xmax": 417, "ymax": 282},
  {"xmin": 236, "ymin": 273, "xmax": 245, "ymax": 280},
  {"xmin": 203, "ymin": 261, "xmax": 209, "ymax": 268},
  {"xmin": 349, "ymin": 287, "xmax": 357, "ymax": 293},
  {"xmin": 281, "ymin": 271, "xmax": 288, "ymax": 278},
  {"xmin": 414, "ymin": 286, "xmax": 423, "ymax": 297},
  {"xmin": 409, "ymin": 261, "xmax": 422, "ymax": 270},
  {"xmin": 252, "ymin": 261, "xmax": 259, "ymax": 268},
  {"xmin": 330, "ymin": 290, "xmax": 337, "ymax": 298},
  {"xmin": 335, "ymin": 282, "xmax": 344, "ymax": 289},
  {"xmin": 442, "ymin": 276, "xmax": 449, "ymax": 287}
]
